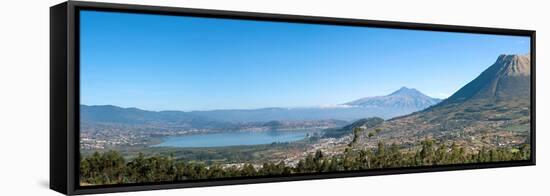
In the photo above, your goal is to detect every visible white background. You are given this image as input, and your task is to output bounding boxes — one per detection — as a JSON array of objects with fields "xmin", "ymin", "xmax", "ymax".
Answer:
[{"xmin": 0, "ymin": 0, "xmax": 547, "ymax": 195}]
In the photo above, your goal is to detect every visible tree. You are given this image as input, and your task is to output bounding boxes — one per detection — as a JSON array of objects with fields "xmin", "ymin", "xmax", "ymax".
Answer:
[
  {"xmin": 449, "ymin": 143, "xmax": 461, "ymax": 164},
  {"xmin": 435, "ymin": 143, "xmax": 448, "ymax": 164},
  {"xmin": 304, "ymin": 154, "xmax": 316, "ymax": 172},
  {"xmin": 388, "ymin": 143, "xmax": 401, "ymax": 167},
  {"xmin": 314, "ymin": 150, "xmax": 324, "ymax": 161},
  {"xmin": 358, "ymin": 150, "xmax": 369, "ymax": 169},
  {"xmin": 350, "ymin": 127, "xmax": 362, "ymax": 146},
  {"xmin": 368, "ymin": 132, "xmax": 375, "ymax": 138},
  {"xmin": 419, "ymin": 139, "xmax": 435, "ymax": 165},
  {"xmin": 241, "ymin": 164, "xmax": 256, "ymax": 176},
  {"xmin": 314, "ymin": 150, "xmax": 325, "ymax": 171},
  {"xmin": 371, "ymin": 141, "xmax": 387, "ymax": 168},
  {"xmin": 329, "ymin": 156, "xmax": 339, "ymax": 171},
  {"xmin": 519, "ymin": 144, "xmax": 530, "ymax": 160}
]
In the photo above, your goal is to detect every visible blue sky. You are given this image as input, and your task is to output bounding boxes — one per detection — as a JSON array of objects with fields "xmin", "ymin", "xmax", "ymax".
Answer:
[{"xmin": 80, "ymin": 10, "xmax": 530, "ymax": 111}]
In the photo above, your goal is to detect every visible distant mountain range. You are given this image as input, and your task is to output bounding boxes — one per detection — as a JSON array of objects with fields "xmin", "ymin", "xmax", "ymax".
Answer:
[
  {"xmin": 80, "ymin": 104, "xmax": 232, "ymax": 129},
  {"xmin": 344, "ymin": 86, "xmax": 442, "ymax": 112},
  {"xmin": 81, "ymin": 87, "xmax": 441, "ymax": 126},
  {"xmin": 345, "ymin": 54, "xmax": 531, "ymax": 148}
]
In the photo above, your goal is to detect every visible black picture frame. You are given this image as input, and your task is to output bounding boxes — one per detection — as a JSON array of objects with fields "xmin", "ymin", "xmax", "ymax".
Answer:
[{"xmin": 50, "ymin": 1, "xmax": 536, "ymax": 195}]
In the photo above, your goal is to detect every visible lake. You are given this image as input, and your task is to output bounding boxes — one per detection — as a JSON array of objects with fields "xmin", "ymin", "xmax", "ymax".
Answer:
[{"xmin": 152, "ymin": 130, "xmax": 320, "ymax": 148}]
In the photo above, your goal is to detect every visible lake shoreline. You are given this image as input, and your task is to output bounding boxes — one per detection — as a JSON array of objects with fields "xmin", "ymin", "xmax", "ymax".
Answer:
[{"xmin": 150, "ymin": 129, "xmax": 323, "ymax": 148}]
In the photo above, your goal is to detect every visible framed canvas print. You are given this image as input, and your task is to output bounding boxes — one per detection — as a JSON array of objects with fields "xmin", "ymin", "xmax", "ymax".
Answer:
[{"xmin": 50, "ymin": 1, "xmax": 535, "ymax": 195}]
